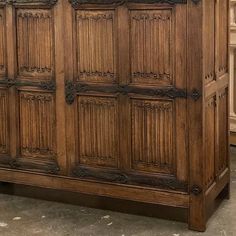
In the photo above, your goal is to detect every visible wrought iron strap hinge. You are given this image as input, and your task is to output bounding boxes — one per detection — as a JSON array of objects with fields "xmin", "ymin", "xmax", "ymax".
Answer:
[
  {"xmin": 5, "ymin": 0, "xmax": 58, "ymax": 6},
  {"xmin": 73, "ymin": 166, "xmax": 188, "ymax": 192},
  {"xmin": 0, "ymin": 78, "xmax": 56, "ymax": 91},
  {"xmin": 65, "ymin": 82, "xmax": 202, "ymax": 104},
  {"xmin": 9, "ymin": 158, "xmax": 60, "ymax": 175},
  {"xmin": 69, "ymin": 0, "xmax": 187, "ymax": 8}
]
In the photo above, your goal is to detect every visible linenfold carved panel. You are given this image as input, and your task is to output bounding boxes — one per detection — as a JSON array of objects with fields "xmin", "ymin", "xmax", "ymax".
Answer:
[
  {"xmin": 78, "ymin": 96, "xmax": 118, "ymax": 167},
  {"xmin": 218, "ymin": 0, "xmax": 228, "ymax": 75},
  {"xmin": 130, "ymin": 10, "xmax": 173, "ymax": 85},
  {"xmin": 0, "ymin": 8, "xmax": 5, "ymax": 76},
  {"xmin": 0, "ymin": 90, "xmax": 8, "ymax": 154},
  {"xmin": 203, "ymin": 1, "xmax": 215, "ymax": 83},
  {"xmin": 131, "ymin": 99, "xmax": 174, "ymax": 174},
  {"xmin": 76, "ymin": 10, "xmax": 117, "ymax": 83},
  {"xmin": 16, "ymin": 9, "xmax": 54, "ymax": 78},
  {"xmin": 204, "ymin": 96, "xmax": 216, "ymax": 187},
  {"xmin": 19, "ymin": 91, "xmax": 56, "ymax": 158},
  {"xmin": 217, "ymin": 90, "xmax": 228, "ymax": 175}
]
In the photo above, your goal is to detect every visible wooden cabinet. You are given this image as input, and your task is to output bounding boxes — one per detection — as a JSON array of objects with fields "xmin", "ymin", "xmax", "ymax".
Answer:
[{"xmin": 0, "ymin": 0, "xmax": 229, "ymax": 231}]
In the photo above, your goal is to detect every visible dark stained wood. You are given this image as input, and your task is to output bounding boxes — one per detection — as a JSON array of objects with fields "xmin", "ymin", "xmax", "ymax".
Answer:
[{"xmin": 0, "ymin": 0, "xmax": 229, "ymax": 232}]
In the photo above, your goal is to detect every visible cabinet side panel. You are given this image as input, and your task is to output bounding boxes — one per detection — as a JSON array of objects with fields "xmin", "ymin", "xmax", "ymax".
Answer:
[
  {"xmin": 0, "ymin": 8, "xmax": 6, "ymax": 76},
  {"xmin": 0, "ymin": 89, "xmax": 8, "ymax": 155},
  {"xmin": 203, "ymin": 0, "xmax": 215, "ymax": 84},
  {"xmin": 218, "ymin": 0, "xmax": 228, "ymax": 75},
  {"xmin": 217, "ymin": 89, "xmax": 228, "ymax": 175},
  {"xmin": 204, "ymin": 96, "xmax": 216, "ymax": 188}
]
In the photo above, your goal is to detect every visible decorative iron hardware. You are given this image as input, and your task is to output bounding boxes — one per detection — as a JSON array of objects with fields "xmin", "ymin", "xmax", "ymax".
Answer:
[
  {"xmin": 190, "ymin": 89, "xmax": 201, "ymax": 101},
  {"xmin": 65, "ymin": 80, "xmax": 76, "ymax": 105},
  {"xmin": 74, "ymin": 167, "xmax": 128, "ymax": 184},
  {"xmin": 0, "ymin": 78, "xmax": 56, "ymax": 91},
  {"xmin": 76, "ymin": 83, "xmax": 188, "ymax": 98},
  {"xmin": 66, "ymin": 82, "xmax": 202, "ymax": 104},
  {"xmin": 190, "ymin": 185, "xmax": 203, "ymax": 196},
  {"xmin": 9, "ymin": 158, "xmax": 60, "ymax": 175},
  {"xmin": 191, "ymin": 0, "xmax": 200, "ymax": 4},
  {"xmin": 5, "ymin": 0, "xmax": 58, "ymax": 6},
  {"xmin": 73, "ymin": 166, "xmax": 188, "ymax": 191},
  {"xmin": 69, "ymin": 0, "xmax": 187, "ymax": 8}
]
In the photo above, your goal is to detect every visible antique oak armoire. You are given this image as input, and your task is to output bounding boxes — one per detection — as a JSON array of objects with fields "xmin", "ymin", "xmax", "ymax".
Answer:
[{"xmin": 0, "ymin": 0, "xmax": 229, "ymax": 231}]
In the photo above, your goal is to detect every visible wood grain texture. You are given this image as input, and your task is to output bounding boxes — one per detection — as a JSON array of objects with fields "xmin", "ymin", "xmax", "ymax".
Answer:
[
  {"xmin": 131, "ymin": 98, "xmax": 174, "ymax": 174},
  {"xmin": 77, "ymin": 95, "xmax": 118, "ymax": 168},
  {"xmin": 0, "ymin": 89, "xmax": 8, "ymax": 154},
  {"xmin": 16, "ymin": 9, "xmax": 53, "ymax": 78},
  {"xmin": 187, "ymin": 0, "xmax": 206, "ymax": 232},
  {"xmin": 217, "ymin": 0, "xmax": 228, "ymax": 76},
  {"xmin": 0, "ymin": 0, "xmax": 229, "ymax": 232},
  {"xmin": 204, "ymin": 96, "xmax": 216, "ymax": 188},
  {"xmin": 19, "ymin": 91, "xmax": 56, "ymax": 158},
  {"xmin": 203, "ymin": 0, "xmax": 215, "ymax": 84},
  {"xmin": 130, "ymin": 9, "xmax": 172, "ymax": 85},
  {"xmin": 0, "ymin": 8, "xmax": 5, "ymax": 76},
  {"xmin": 76, "ymin": 10, "xmax": 117, "ymax": 83},
  {"xmin": 217, "ymin": 89, "xmax": 228, "ymax": 175}
]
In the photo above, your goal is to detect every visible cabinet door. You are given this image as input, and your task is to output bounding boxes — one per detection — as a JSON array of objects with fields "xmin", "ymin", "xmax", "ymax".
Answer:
[
  {"xmin": 0, "ymin": 0, "xmax": 66, "ymax": 174},
  {"xmin": 66, "ymin": 1, "xmax": 189, "ymax": 192}
]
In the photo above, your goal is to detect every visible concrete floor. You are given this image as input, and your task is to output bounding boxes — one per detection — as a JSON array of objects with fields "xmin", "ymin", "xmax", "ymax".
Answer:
[{"xmin": 0, "ymin": 151, "xmax": 236, "ymax": 236}]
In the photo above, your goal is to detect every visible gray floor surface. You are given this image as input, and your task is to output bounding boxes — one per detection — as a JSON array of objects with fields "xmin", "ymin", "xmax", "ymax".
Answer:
[{"xmin": 0, "ymin": 149, "xmax": 235, "ymax": 236}]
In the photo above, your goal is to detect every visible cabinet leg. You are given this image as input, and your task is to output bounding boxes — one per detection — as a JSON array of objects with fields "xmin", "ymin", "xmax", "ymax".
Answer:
[
  {"xmin": 222, "ymin": 182, "xmax": 230, "ymax": 200},
  {"xmin": 0, "ymin": 181, "xmax": 14, "ymax": 194},
  {"xmin": 188, "ymin": 198, "xmax": 207, "ymax": 232}
]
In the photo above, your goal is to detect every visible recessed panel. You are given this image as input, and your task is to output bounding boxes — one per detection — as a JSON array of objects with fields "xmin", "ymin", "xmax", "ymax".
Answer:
[
  {"xmin": 203, "ymin": 1, "xmax": 215, "ymax": 84},
  {"xmin": 130, "ymin": 10, "xmax": 173, "ymax": 85},
  {"xmin": 0, "ymin": 8, "xmax": 5, "ymax": 76},
  {"xmin": 16, "ymin": 9, "xmax": 54, "ymax": 78},
  {"xmin": 204, "ymin": 96, "xmax": 216, "ymax": 187},
  {"xmin": 217, "ymin": 90, "xmax": 228, "ymax": 174},
  {"xmin": 76, "ymin": 10, "xmax": 117, "ymax": 83},
  {"xmin": 78, "ymin": 95, "xmax": 118, "ymax": 168},
  {"xmin": 218, "ymin": 0, "xmax": 228, "ymax": 74},
  {"xmin": 19, "ymin": 91, "xmax": 56, "ymax": 158},
  {"xmin": 131, "ymin": 98, "xmax": 174, "ymax": 174},
  {"xmin": 0, "ymin": 89, "xmax": 8, "ymax": 155}
]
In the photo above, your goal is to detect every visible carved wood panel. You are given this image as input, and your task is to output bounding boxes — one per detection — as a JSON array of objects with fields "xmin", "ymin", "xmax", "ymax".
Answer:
[
  {"xmin": 131, "ymin": 98, "xmax": 174, "ymax": 174},
  {"xmin": 217, "ymin": 89, "xmax": 228, "ymax": 175},
  {"xmin": 130, "ymin": 9, "xmax": 173, "ymax": 85},
  {"xmin": 204, "ymin": 96, "xmax": 216, "ymax": 188},
  {"xmin": 203, "ymin": 0, "xmax": 215, "ymax": 84},
  {"xmin": 217, "ymin": 0, "xmax": 228, "ymax": 75},
  {"xmin": 16, "ymin": 9, "xmax": 54, "ymax": 78},
  {"xmin": 0, "ymin": 8, "xmax": 5, "ymax": 76},
  {"xmin": 19, "ymin": 91, "xmax": 56, "ymax": 159},
  {"xmin": 77, "ymin": 95, "xmax": 118, "ymax": 168},
  {"xmin": 76, "ymin": 10, "xmax": 117, "ymax": 83},
  {"xmin": 0, "ymin": 89, "xmax": 8, "ymax": 155}
]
